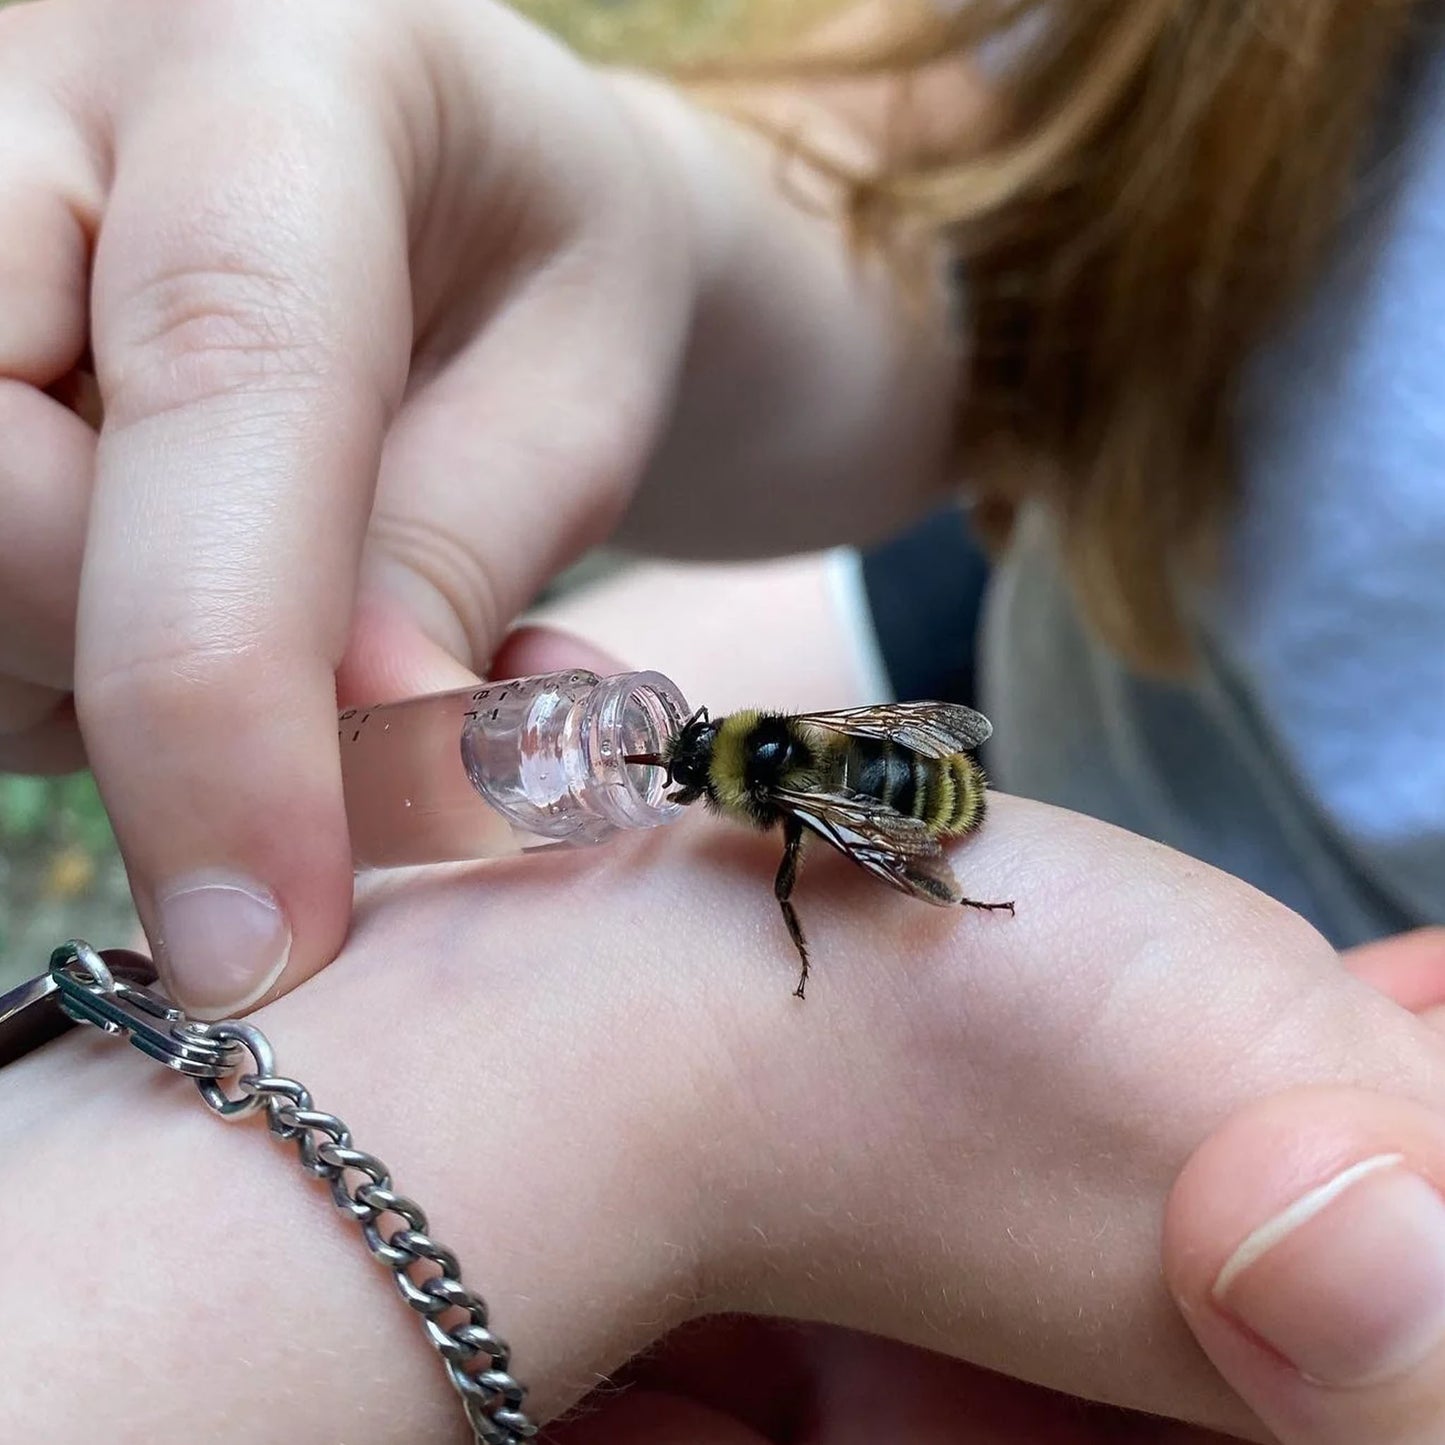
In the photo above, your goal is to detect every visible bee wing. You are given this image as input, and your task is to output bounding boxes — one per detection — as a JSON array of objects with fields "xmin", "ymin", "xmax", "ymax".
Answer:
[
  {"xmin": 798, "ymin": 702, "xmax": 992, "ymax": 758},
  {"xmin": 774, "ymin": 787, "xmax": 962, "ymax": 907}
]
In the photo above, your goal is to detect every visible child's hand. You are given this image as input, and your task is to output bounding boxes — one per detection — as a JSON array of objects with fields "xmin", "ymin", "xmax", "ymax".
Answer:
[
  {"xmin": 565, "ymin": 929, "xmax": 1445, "ymax": 1445},
  {"xmin": 0, "ymin": 0, "xmax": 706, "ymax": 1015},
  {"xmin": 1166, "ymin": 927, "xmax": 1445, "ymax": 1445},
  {"xmin": 0, "ymin": 0, "xmax": 960, "ymax": 1020},
  {"xmin": 5, "ymin": 790, "xmax": 1445, "ymax": 1443}
]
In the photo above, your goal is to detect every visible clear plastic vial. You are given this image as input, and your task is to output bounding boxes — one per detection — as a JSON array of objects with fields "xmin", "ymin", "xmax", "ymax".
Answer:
[{"xmin": 339, "ymin": 670, "xmax": 692, "ymax": 869}]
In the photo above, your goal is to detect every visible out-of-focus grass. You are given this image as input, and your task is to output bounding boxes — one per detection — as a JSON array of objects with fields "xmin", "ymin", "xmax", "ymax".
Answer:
[
  {"xmin": 0, "ymin": 0, "xmax": 848, "ymax": 986},
  {"xmin": 513, "ymin": 0, "xmax": 844, "ymax": 63},
  {"xmin": 0, "ymin": 773, "xmax": 137, "ymax": 983}
]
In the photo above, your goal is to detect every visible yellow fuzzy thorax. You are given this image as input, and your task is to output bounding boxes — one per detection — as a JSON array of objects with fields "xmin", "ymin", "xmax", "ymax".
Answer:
[{"xmin": 707, "ymin": 709, "xmax": 762, "ymax": 812}]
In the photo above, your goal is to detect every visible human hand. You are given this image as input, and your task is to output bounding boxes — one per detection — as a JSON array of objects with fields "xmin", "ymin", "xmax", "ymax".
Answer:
[
  {"xmin": 535, "ymin": 562, "xmax": 1445, "ymax": 1440},
  {"xmin": 0, "ymin": 0, "xmax": 964, "ymax": 1023},
  {"xmin": 539, "ymin": 930, "xmax": 1445, "ymax": 1445},
  {"xmin": 0, "ymin": 0, "xmax": 715, "ymax": 1017},
  {"xmin": 4, "ymin": 732, "xmax": 1444, "ymax": 1443},
  {"xmin": 1164, "ymin": 927, "xmax": 1445, "ymax": 1445}
]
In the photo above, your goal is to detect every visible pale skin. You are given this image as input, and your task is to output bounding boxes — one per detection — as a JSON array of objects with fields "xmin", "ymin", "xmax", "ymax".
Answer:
[
  {"xmin": 0, "ymin": 0, "xmax": 962, "ymax": 996},
  {"xmin": 537, "ymin": 585, "xmax": 1445, "ymax": 1445},
  {"xmin": 6, "ymin": 658, "xmax": 1445, "ymax": 1442},
  {"xmin": 2, "ymin": 1, "xmax": 1445, "ymax": 1440}
]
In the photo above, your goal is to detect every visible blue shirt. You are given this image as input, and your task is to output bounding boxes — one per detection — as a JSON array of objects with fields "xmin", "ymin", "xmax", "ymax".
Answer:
[{"xmin": 978, "ymin": 33, "xmax": 1445, "ymax": 944}]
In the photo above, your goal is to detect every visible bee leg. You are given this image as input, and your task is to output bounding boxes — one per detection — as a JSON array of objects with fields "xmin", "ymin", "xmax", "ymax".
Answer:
[
  {"xmin": 960, "ymin": 896, "xmax": 1016, "ymax": 915},
  {"xmin": 774, "ymin": 817, "xmax": 811, "ymax": 999}
]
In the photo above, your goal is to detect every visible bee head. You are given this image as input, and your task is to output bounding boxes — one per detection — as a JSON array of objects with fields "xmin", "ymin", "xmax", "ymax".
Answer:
[
  {"xmin": 624, "ymin": 705, "xmax": 716, "ymax": 796},
  {"xmin": 666, "ymin": 707, "xmax": 718, "ymax": 790}
]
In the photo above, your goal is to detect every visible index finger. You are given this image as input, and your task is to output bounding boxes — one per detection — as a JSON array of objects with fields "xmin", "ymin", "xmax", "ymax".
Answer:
[{"xmin": 78, "ymin": 40, "xmax": 412, "ymax": 1016}]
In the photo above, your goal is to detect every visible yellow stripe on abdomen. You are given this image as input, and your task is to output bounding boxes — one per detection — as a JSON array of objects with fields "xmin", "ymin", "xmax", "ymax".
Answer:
[
  {"xmin": 940, "ymin": 755, "xmax": 986, "ymax": 835},
  {"xmin": 920, "ymin": 756, "xmax": 955, "ymax": 831}
]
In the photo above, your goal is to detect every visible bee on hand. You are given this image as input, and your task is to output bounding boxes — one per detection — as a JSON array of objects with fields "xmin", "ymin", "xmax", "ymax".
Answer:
[{"xmin": 626, "ymin": 701, "xmax": 1014, "ymax": 998}]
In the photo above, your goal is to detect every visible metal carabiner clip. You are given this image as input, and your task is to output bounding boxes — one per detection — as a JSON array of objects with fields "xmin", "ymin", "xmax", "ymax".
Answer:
[{"xmin": 0, "ymin": 941, "xmax": 242, "ymax": 1078}]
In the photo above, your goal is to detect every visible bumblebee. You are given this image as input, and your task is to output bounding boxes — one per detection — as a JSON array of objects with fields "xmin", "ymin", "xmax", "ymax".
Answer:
[{"xmin": 626, "ymin": 701, "xmax": 1013, "ymax": 998}]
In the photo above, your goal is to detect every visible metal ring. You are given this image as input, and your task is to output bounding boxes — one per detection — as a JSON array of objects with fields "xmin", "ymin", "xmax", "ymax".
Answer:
[
  {"xmin": 192, "ymin": 1022, "xmax": 278, "ymax": 1120},
  {"xmin": 52, "ymin": 939, "xmax": 116, "ymax": 993}
]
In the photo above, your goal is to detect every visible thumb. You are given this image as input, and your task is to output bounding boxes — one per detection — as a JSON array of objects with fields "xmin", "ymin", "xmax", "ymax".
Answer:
[
  {"xmin": 1165, "ymin": 1087, "xmax": 1445, "ymax": 1445},
  {"xmin": 344, "ymin": 186, "xmax": 692, "ymax": 710}
]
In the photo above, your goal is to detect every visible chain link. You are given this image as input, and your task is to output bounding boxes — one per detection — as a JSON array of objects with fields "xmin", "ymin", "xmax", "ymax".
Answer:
[
  {"xmin": 27, "ymin": 943, "xmax": 537, "ymax": 1443},
  {"xmin": 191, "ymin": 1021, "xmax": 538, "ymax": 1444}
]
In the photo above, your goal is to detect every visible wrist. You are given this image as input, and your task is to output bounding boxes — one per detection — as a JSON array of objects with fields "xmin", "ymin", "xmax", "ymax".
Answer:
[
  {"xmin": 0, "ymin": 864, "xmax": 717, "ymax": 1440},
  {"xmin": 251, "ymin": 870, "xmax": 723, "ymax": 1419}
]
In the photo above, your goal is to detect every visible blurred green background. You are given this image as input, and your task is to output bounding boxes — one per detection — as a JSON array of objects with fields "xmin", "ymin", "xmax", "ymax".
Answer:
[{"xmin": 0, "ymin": 0, "xmax": 845, "ymax": 986}]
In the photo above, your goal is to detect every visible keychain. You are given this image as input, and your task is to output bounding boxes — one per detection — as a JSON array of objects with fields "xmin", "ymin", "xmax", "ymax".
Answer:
[
  {"xmin": 0, "ymin": 940, "xmax": 537, "ymax": 1445},
  {"xmin": 0, "ymin": 669, "xmax": 696, "ymax": 1441}
]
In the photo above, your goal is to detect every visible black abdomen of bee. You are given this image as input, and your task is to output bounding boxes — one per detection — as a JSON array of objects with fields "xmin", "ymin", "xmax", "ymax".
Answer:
[
  {"xmin": 845, "ymin": 737, "xmax": 918, "ymax": 816},
  {"xmin": 842, "ymin": 738, "xmax": 985, "ymax": 836}
]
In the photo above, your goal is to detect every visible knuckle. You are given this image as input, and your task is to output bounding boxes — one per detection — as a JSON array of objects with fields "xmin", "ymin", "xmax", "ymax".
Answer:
[
  {"xmin": 368, "ymin": 509, "xmax": 505, "ymax": 662},
  {"xmin": 101, "ymin": 261, "xmax": 333, "ymax": 428},
  {"xmin": 0, "ymin": 3, "xmax": 33, "ymax": 56},
  {"xmin": 121, "ymin": 0, "xmax": 314, "ymax": 54},
  {"xmin": 0, "ymin": 0, "xmax": 53, "ymax": 51},
  {"xmin": 113, "ymin": 0, "xmax": 413, "ymax": 117},
  {"xmin": 76, "ymin": 633, "xmax": 275, "ymax": 734}
]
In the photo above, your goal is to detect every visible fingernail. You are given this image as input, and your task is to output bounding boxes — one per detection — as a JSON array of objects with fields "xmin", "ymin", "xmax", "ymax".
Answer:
[
  {"xmin": 156, "ymin": 872, "xmax": 291, "ymax": 1019},
  {"xmin": 1213, "ymin": 1154, "xmax": 1445, "ymax": 1387}
]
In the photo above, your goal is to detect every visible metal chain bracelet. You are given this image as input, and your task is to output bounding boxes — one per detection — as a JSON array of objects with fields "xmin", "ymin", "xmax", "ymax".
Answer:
[{"xmin": 0, "ymin": 940, "xmax": 537, "ymax": 1445}]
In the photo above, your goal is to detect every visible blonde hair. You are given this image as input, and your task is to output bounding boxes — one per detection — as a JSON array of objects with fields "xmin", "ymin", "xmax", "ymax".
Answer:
[{"xmin": 707, "ymin": 0, "xmax": 1422, "ymax": 668}]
